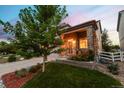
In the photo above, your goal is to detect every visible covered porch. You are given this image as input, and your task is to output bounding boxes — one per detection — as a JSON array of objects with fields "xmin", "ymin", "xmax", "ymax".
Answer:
[{"xmin": 61, "ymin": 28, "xmax": 97, "ymax": 56}]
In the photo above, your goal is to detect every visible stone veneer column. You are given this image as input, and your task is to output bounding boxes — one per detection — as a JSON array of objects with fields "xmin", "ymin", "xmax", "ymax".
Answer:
[{"xmin": 87, "ymin": 27, "xmax": 94, "ymax": 50}]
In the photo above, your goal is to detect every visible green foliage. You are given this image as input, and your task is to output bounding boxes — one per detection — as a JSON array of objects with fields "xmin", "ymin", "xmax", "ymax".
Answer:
[
  {"xmin": 16, "ymin": 49, "xmax": 34, "ymax": 59},
  {"xmin": 110, "ymin": 45, "xmax": 120, "ymax": 52},
  {"xmin": 16, "ymin": 49, "xmax": 41, "ymax": 59},
  {"xmin": 68, "ymin": 55, "xmax": 85, "ymax": 61},
  {"xmin": 107, "ymin": 63, "xmax": 119, "ymax": 75},
  {"xmin": 15, "ymin": 68, "xmax": 28, "ymax": 77},
  {"xmin": 8, "ymin": 54, "xmax": 16, "ymax": 62},
  {"xmin": 0, "ymin": 6, "xmax": 68, "ymax": 62},
  {"xmin": 68, "ymin": 50, "xmax": 94, "ymax": 61},
  {"xmin": 0, "ymin": 41, "xmax": 17, "ymax": 55},
  {"xmin": 102, "ymin": 29, "xmax": 112, "ymax": 52},
  {"xmin": 23, "ymin": 52, "xmax": 33, "ymax": 59},
  {"xmin": 87, "ymin": 50, "xmax": 94, "ymax": 61}
]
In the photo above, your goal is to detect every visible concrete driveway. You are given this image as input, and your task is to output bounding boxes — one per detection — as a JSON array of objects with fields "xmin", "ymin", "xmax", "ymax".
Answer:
[{"xmin": 0, "ymin": 54, "xmax": 59, "ymax": 78}]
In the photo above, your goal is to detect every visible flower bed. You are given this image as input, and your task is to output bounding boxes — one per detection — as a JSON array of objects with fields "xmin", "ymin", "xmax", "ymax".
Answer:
[
  {"xmin": 2, "ymin": 72, "xmax": 34, "ymax": 88},
  {"xmin": 1, "ymin": 63, "xmax": 42, "ymax": 88}
]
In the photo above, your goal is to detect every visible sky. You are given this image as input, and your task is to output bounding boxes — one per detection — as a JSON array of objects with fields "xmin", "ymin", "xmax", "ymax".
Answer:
[{"xmin": 0, "ymin": 5, "xmax": 124, "ymax": 45}]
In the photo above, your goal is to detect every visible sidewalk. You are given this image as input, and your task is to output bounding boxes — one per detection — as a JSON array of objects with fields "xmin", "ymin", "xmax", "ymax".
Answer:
[{"xmin": 0, "ymin": 54, "xmax": 59, "ymax": 78}]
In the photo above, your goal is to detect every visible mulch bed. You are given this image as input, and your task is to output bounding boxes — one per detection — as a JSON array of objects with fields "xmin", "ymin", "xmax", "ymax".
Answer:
[{"xmin": 1, "ymin": 72, "xmax": 34, "ymax": 88}]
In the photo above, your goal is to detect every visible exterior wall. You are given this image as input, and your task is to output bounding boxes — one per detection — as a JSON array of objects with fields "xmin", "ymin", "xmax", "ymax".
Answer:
[{"xmin": 118, "ymin": 12, "xmax": 124, "ymax": 50}]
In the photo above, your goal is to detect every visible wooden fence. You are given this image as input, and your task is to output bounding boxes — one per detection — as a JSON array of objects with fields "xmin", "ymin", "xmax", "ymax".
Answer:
[{"xmin": 98, "ymin": 51, "xmax": 124, "ymax": 62}]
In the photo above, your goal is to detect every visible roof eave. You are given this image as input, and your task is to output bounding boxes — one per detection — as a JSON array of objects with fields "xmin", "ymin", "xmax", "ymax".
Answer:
[{"xmin": 64, "ymin": 20, "xmax": 98, "ymax": 33}]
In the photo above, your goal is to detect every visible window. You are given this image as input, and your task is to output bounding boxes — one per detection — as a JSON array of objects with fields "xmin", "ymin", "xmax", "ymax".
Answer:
[
  {"xmin": 67, "ymin": 39, "xmax": 76, "ymax": 48},
  {"xmin": 79, "ymin": 38, "xmax": 88, "ymax": 48}
]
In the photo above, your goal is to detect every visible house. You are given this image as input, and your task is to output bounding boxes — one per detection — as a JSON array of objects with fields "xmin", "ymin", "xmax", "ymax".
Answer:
[
  {"xmin": 117, "ymin": 10, "xmax": 124, "ymax": 50},
  {"xmin": 60, "ymin": 20, "xmax": 102, "ymax": 56}
]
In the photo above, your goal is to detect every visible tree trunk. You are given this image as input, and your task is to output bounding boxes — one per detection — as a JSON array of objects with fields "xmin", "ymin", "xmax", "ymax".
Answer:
[{"xmin": 42, "ymin": 55, "xmax": 47, "ymax": 72}]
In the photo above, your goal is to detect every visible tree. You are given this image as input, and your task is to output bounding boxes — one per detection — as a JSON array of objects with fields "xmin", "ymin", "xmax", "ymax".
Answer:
[
  {"xmin": 0, "ymin": 5, "xmax": 68, "ymax": 72},
  {"xmin": 101, "ymin": 29, "xmax": 112, "ymax": 52},
  {"xmin": 0, "ymin": 41, "xmax": 17, "ymax": 55}
]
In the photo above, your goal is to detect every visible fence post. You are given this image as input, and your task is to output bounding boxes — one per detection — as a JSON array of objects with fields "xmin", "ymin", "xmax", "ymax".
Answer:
[
  {"xmin": 112, "ymin": 53, "xmax": 114, "ymax": 62},
  {"xmin": 121, "ymin": 51, "xmax": 123, "ymax": 62},
  {"xmin": 120, "ymin": 51, "xmax": 123, "ymax": 62}
]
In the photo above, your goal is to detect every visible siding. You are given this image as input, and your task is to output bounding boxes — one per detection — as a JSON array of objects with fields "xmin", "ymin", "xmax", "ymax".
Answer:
[{"xmin": 118, "ymin": 12, "xmax": 124, "ymax": 50}]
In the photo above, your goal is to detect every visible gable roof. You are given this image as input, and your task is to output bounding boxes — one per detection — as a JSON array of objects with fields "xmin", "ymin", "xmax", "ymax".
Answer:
[
  {"xmin": 64, "ymin": 20, "xmax": 98, "ymax": 33},
  {"xmin": 117, "ymin": 10, "xmax": 124, "ymax": 31}
]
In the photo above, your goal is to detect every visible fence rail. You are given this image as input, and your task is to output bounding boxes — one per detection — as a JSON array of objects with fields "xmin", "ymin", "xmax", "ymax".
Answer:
[{"xmin": 98, "ymin": 51, "xmax": 124, "ymax": 62}]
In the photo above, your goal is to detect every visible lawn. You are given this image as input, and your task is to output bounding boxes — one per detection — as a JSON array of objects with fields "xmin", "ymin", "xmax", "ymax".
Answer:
[{"xmin": 23, "ymin": 62, "xmax": 122, "ymax": 88}]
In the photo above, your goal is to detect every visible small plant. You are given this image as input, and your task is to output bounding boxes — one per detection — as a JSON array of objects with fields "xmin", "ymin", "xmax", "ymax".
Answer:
[
  {"xmin": 36, "ymin": 63, "xmax": 42, "ymax": 69},
  {"xmin": 107, "ymin": 63, "xmax": 119, "ymax": 75},
  {"xmin": 29, "ymin": 66, "xmax": 38, "ymax": 73},
  {"xmin": 23, "ymin": 52, "xmax": 33, "ymax": 59},
  {"xmin": 68, "ymin": 55, "xmax": 86, "ymax": 61},
  {"xmin": 8, "ymin": 54, "xmax": 16, "ymax": 62},
  {"xmin": 68, "ymin": 53, "xmax": 94, "ymax": 62},
  {"xmin": 29, "ymin": 63, "xmax": 42, "ymax": 73},
  {"xmin": 15, "ymin": 68, "xmax": 28, "ymax": 77},
  {"xmin": 87, "ymin": 50, "xmax": 94, "ymax": 61},
  {"xmin": 87, "ymin": 54, "xmax": 94, "ymax": 61}
]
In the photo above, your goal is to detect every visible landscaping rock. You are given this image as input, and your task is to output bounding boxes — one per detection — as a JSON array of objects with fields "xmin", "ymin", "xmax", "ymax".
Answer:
[{"xmin": 0, "ymin": 80, "xmax": 5, "ymax": 88}]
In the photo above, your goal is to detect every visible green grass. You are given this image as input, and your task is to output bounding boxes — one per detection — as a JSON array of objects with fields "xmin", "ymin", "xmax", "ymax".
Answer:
[{"xmin": 23, "ymin": 62, "xmax": 122, "ymax": 88}]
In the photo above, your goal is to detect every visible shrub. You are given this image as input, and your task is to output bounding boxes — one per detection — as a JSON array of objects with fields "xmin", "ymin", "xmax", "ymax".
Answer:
[
  {"xmin": 29, "ymin": 63, "xmax": 42, "ymax": 73},
  {"xmin": 68, "ymin": 55, "xmax": 87, "ymax": 61},
  {"xmin": 15, "ymin": 68, "xmax": 28, "ymax": 77},
  {"xmin": 36, "ymin": 63, "xmax": 42, "ymax": 69},
  {"xmin": 32, "ymin": 52, "xmax": 41, "ymax": 57},
  {"xmin": 24, "ymin": 52, "xmax": 33, "ymax": 59},
  {"xmin": 87, "ymin": 50, "xmax": 94, "ymax": 61},
  {"xmin": 87, "ymin": 54, "xmax": 94, "ymax": 61},
  {"xmin": 68, "ymin": 53, "xmax": 94, "ymax": 62},
  {"xmin": 8, "ymin": 55, "xmax": 16, "ymax": 62},
  {"xmin": 29, "ymin": 66, "xmax": 37, "ymax": 73},
  {"xmin": 16, "ymin": 50, "xmax": 33, "ymax": 59},
  {"xmin": 107, "ymin": 63, "xmax": 119, "ymax": 75}
]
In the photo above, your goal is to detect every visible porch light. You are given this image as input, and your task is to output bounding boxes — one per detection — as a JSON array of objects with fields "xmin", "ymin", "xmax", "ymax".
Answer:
[{"xmin": 72, "ymin": 41, "xmax": 76, "ymax": 44}]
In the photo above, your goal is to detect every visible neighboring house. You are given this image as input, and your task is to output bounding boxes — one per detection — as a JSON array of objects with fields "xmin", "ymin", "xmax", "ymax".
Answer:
[
  {"xmin": 60, "ymin": 20, "xmax": 102, "ymax": 56},
  {"xmin": 117, "ymin": 10, "xmax": 124, "ymax": 50}
]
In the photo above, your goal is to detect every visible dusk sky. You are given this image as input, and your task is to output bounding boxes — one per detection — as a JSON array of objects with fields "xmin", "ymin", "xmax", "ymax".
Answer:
[{"xmin": 0, "ymin": 5, "xmax": 124, "ymax": 45}]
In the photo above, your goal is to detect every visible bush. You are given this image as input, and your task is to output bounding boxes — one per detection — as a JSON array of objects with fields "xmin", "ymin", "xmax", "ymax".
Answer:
[
  {"xmin": 107, "ymin": 63, "xmax": 119, "ymax": 75},
  {"xmin": 29, "ymin": 63, "xmax": 42, "ymax": 73},
  {"xmin": 87, "ymin": 54, "xmax": 94, "ymax": 61},
  {"xmin": 87, "ymin": 50, "xmax": 94, "ymax": 61},
  {"xmin": 8, "ymin": 55, "xmax": 16, "ymax": 62},
  {"xmin": 68, "ymin": 55, "xmax": 86, "ymax": 61},
  {"xmin": 31, "ymin": 52, "xmax": 41, "ymax": 57},
  {"xmin": 15, "ymin": 68, "xmax": 28, "ymax": 77},
  {"xmin": 16, "ymin": 50, "xmax": 33, "ymax": 59},
  {"xmin": 24, "ymin": 52, "xmax": 33, "ymax": 59}
]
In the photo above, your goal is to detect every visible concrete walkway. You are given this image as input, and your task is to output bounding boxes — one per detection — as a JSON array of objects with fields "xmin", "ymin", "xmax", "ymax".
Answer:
[{"xmin": 0, "ymin": 54, "xmax": 59, "ymax": 78}]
